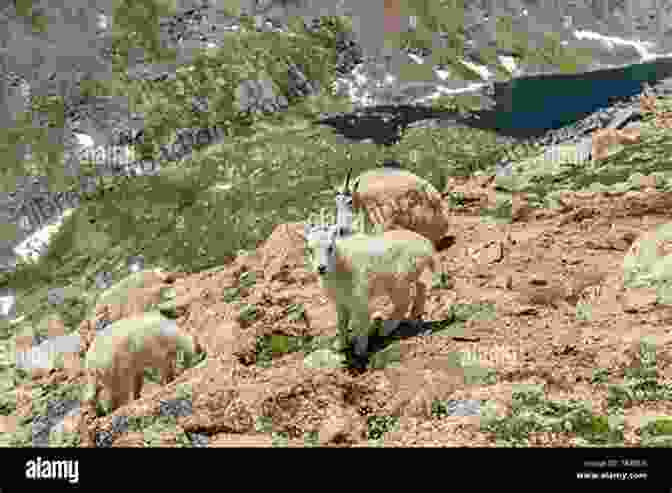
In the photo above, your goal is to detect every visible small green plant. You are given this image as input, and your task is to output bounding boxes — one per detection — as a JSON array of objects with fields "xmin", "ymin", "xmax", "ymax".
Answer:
[
  {"xmin": 453, "ymin": 302, "xmax": 497, "ymax": 321},
  {"xmin": 49, "ymin": 429, "xmax": 81, "ymax": 447},
  {"xmin": 43, "ymin": 296, "xmax": 87, "ymax": 333},
  {"xmin": 424, "ymin": 302, "xmax": 495, "ymax": 338},
  {"xmin": 175, "ymin": 383, "xmax": 193, "ymax": 401},
  {"xmin": 239, "ymin": 271, "xmax": 257, "ymax": 289},
  {"xmin": 431, "ymin": 271, "xmax": 453, "ymax": 290},
  {"xmin": 30, "ymin": 383, "xmax": 83, "ymax": 417},
  {"xmin": 286, "ymin": 303, "xmax": 306, "ymax": 322},
  {"xmin": 159, "ymin": 286, "xmax": 177, "ymax": 303},
  {"xmin": 254, "ymin": 338, "xmax": 274, "ymax": 368},
  {"xmin": 127, "ymin": 415, "xmax": 157, "ymax": 432},
  {"xmin": 222, "ymin": 287, "xmax": 240, "ymax": 302},
  {"xmin": 303, "ymin": 430, "xmax": 320, "ymax": 447},
  {"xmin": 174, "ymin": 429, "xmax": 195, "ymax": 448},
  {"xmin": 640, "ymin": 417, "xmax": 672, "ymax": 435},
  {"xmin": 238, "ymin": 304, "xmax": 259, "ymax": 324},
  {"xmin": 0, "ymin": 388, "xmax": 17, "ymax": 416},
  {"xmin": 254, "ymin": 416, "xmax": 289, "ymax": 447},
  {"xmin": 366, "ymin": 415, "xmax": 399, "ymax": 441},
  {"xmin": 590, "ymin": 367, "xmax": 610, "ymax": 385},
  {"xmin": 254, "ymin": 415, "xmax": 275, "ymax": 434},
  {"xmin": 271, "ymin": 431, "xmax": 290, "ymax": 447},
  {"xmin": 142, "ymin": 416, "xmax": 179, "ymax": 447},
  {"xmin": 482, "ymin": 198, "xmax": 512, "ymax": 221},
  {"xmin": 143, "ymin": 367, "xmax": 162, "ymax": 384},
  {"xmin": 94, "ymin": 399, "xmax": 109, "ymax": 417},
  {"xmin": 462, "ymin": 364, "xmax": 498, "ymax": 386},
  {"xmin": 606, "ymin": 339, "xmax": 672, "ymax": 409},
  {"xmin": 3, "ymin": 424, "xmax": 33, "ymax": 447},
  {"xmin": 481, "ymin": 388, "xmax": 624, "ymax": 445},
  {"xmin": 575, "ymin": 300, "xmax": 592, "ymax": 321},
  {"xmin": 445, "ymin": 191, "xmax": 468, "ymax": 207},
  {"xmin": 430, "ymin": 399, "xmax": 451, "ymax": 419},
  {"xmin": 266, "ymin": 334, "xmax": 289, "ymax": 356},
  {"xmin": 255, "ymin": 334, "xmax": 317, "ymax": 367},
  {"xmin": 638, "ymin": 418, "xmax": 672, "ymax": 446}
]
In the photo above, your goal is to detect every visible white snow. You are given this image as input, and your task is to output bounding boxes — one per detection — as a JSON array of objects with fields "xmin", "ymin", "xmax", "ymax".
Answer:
[
  {"xmin": 572, "ymin": 29, "xmax": 668, "ymax": 62},
  {"xmin": 13, "ymin": 209, "xmax": 75, "ymax": 264},
  {"xmin": 338, "ymin": 25, "xmax": 672, "ymax": 108}
]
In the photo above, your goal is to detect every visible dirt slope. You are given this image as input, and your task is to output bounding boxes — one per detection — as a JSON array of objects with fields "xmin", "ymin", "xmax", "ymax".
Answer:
[{"xmin": 12, "ymin": 175, "xmax": 672, "ymax": 447}]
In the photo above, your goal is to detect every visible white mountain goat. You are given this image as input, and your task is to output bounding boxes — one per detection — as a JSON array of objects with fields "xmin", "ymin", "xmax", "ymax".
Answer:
[
  {"xmin": 335, "ymin": 163, "xmax": 452, "ymax": 250},
  {"xmin": 302, "ymin": 221, "xmax": 436, "ymax": 357}
]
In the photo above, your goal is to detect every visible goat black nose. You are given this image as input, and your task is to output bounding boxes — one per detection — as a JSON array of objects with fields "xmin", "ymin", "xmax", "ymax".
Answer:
[{"xmin": 317, "ymin": 265, "xmax": 326, "ymax": 275}]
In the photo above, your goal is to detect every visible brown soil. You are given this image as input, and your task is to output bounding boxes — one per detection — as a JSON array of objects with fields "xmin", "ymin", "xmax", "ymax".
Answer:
[{"xmin": 17, "ymin": 176, "xmax": 672, "ymax": 447}]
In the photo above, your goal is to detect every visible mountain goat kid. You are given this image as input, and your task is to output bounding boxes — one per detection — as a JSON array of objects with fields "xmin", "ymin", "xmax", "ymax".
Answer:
[
  {"xmin": 335, "ymin": 165, "xmax": 451, "ymax": 250},
  {"xmin": 302, "ymin": 222, "xmax": 436, "ymax": 357},
  {"xmin": 84, "ymin": 312, "xmax": 204, "ymax": 414}
]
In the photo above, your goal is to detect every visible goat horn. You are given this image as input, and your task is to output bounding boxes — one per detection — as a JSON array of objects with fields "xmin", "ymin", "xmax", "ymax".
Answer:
[{"xmin": 344, "ymin": 168, "xmax": 352, "ymax": 192}]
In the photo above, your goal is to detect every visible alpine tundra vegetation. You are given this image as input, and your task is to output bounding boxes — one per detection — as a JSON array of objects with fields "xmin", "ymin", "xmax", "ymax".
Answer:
[
  {"xmin": 623, "ymin": 221, "xmax": 672, "ymax": 303},
  {"xmin": 302, "ymin": 221, "xmax": 435, "ymax": 357}
]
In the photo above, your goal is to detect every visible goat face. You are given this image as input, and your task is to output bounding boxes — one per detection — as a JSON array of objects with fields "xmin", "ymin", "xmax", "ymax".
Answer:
[
  {"xmin": 334, "ymin": 190, "xmax": 354, "ymax": 232},
  {"xmin": 303, "ymin": 224, "xmax": 339, "ymax": 276}
]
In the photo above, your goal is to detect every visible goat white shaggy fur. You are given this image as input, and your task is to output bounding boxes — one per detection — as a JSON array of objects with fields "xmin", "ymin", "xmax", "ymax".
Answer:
[
  {"xmin": 84, "ymin": 312, "xmax": 204, "ymax": 413},
  {"xmin": 335, "ymin": 166, "xmax": 451, "ymax": 249},
  {"xmin": 302, "ymin": 222, "xmax": 436, "ymax": 356}
]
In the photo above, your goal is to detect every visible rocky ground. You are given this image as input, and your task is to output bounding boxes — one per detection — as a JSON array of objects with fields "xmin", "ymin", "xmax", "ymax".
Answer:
[
  {"xmin": 7, "ymin": 176, "xmax": 672, "ymax": 447},
  {"xmin": 6, "ymin": 92, "xmax": 672, "ymax": 446}
]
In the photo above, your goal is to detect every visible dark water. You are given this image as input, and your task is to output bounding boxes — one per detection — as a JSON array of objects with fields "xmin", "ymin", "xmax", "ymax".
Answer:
[{"xmin": 466, "ymin": 57, "xmax": 672, "ymax": 138}]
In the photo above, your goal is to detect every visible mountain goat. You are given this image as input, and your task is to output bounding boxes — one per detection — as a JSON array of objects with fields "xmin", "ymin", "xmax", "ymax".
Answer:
[
  {"xmin": 302, "ymin": 221, "xmax": 436, "ymax": 357},
  {"xmin": 335, "ymin": 163, "xmax": 452, "ymax": 250},
  {"xmin": 84, "ymin": 312, "xmax": 204, "ymax": 413}
]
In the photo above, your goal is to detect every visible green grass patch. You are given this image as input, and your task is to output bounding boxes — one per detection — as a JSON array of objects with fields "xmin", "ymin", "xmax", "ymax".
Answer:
[
  {"xmin": 481, "ymin": 386, "xmax": 624, "ymax": 446},
  {"xmin": 638, "ymin": 417, "xmax": 672, "ymax": 447},
  {"xmin": 366, "ymin": 414, "xmax": 400, "ymax": 442},
  {"xmin": 606, "ymin": 340, "xmax": 672, "ymax": 409},
  {"xmin": 255, "ymin": 334, "xmax": 320, "ymax": 368}
]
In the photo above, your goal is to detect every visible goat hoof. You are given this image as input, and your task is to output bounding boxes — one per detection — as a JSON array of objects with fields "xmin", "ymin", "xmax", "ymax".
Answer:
[{"xmin": 352, "ymin": 336, "xmax": 369, "ymax": 358}]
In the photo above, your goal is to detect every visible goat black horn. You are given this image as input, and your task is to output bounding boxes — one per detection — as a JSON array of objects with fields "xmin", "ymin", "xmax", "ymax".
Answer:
[{"xmin": 344, "ymin": 168, "xmax": 352, "ymax": 191}]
